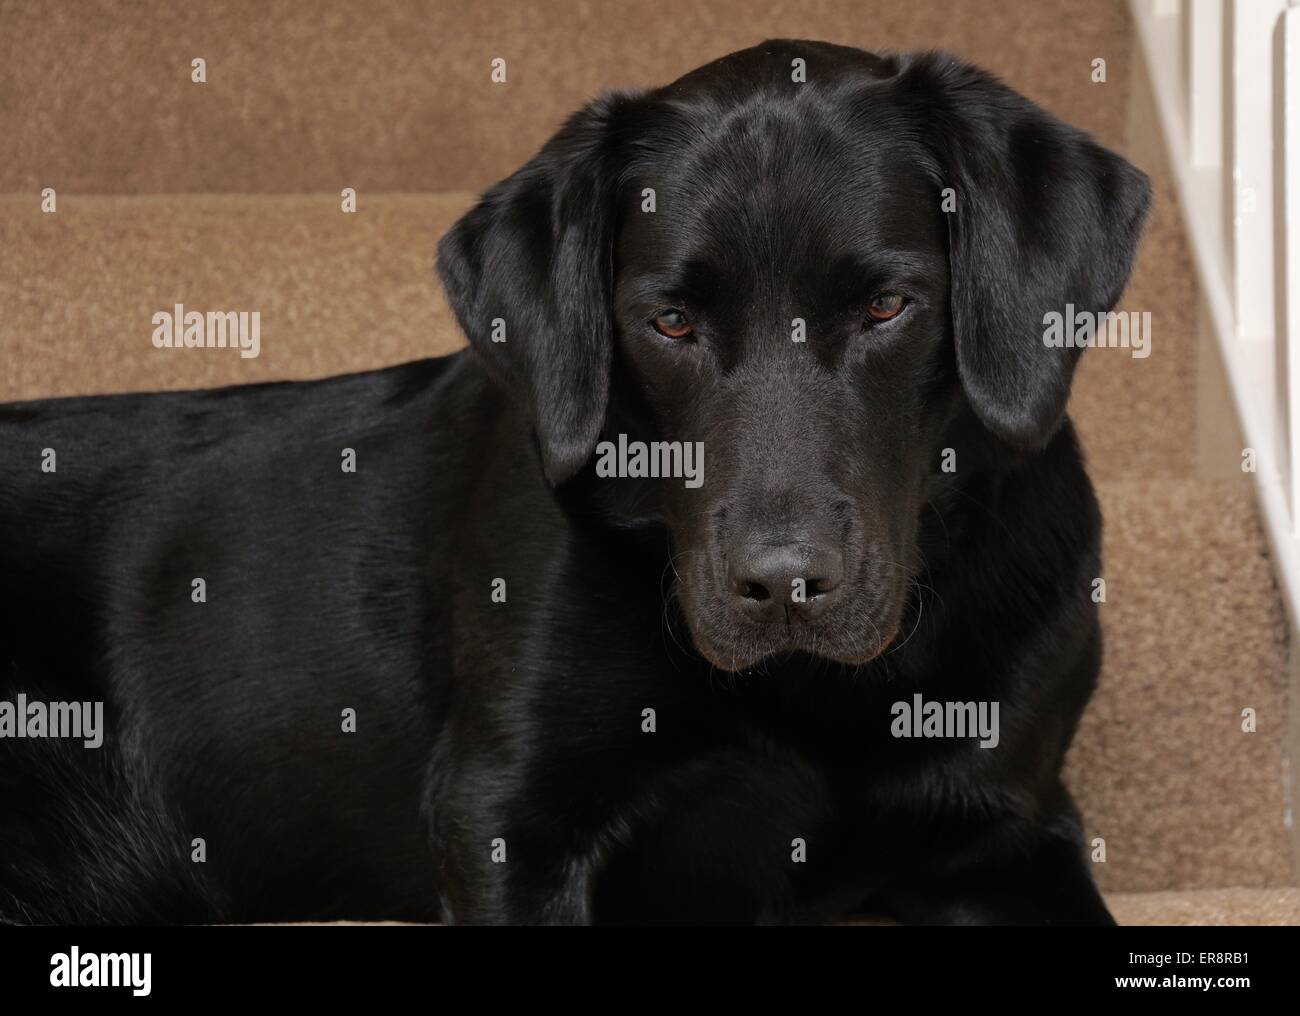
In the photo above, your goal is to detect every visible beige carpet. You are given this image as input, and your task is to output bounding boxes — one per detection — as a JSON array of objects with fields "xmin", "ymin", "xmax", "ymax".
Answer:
[
  {"xmin": 1108, "ymin": 888, "xmax": 1300, "ymax": 926},
  {"xmin": 1, "ymin": 0, "xmax": 1295, "ymax": 923},
  {"xmin": 2, "ymin": 0, "xmax": 1132, "ymax": 195}
]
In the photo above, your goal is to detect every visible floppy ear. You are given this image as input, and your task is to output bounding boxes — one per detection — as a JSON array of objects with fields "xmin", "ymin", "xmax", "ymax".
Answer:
[
  {"xmin": 437, "ymin": 93, "xmax": 637, "ymax": 485},
  {"xmin": 905, "ymin": 54, "xmax": 1152, "ymax": 448}
]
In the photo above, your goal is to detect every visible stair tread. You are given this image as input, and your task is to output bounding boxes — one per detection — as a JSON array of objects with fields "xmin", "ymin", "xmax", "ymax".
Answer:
[
  {"xmin": 1, "ymin": 0, "xmax": 1133, "ymax": 195},
  {"xmin": 1069, "ymin": 478, "xmax": 1291, "ymax": 892},
  {"xmin": 1106, "ymin": 887, "xmax": 1300, "ymax": 926},
  {"xmin": 1, "ymin": 188, "xmax": 1198, "ymax": 491}
]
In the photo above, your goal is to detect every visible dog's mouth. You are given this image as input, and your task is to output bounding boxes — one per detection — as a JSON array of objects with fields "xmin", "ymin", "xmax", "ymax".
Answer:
[
  {"xmin": 676, "ymin": 579, "xmax": 907, "ymax": 673},
  {"xmin": 687, "ymin": 616, "xmax": 903, "ymax": 672}
]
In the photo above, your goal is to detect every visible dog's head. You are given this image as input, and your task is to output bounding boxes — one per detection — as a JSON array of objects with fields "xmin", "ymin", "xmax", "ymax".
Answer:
[{"xmin": 438, "ymin": 40, "xmax": 1149, "ymax": 672}]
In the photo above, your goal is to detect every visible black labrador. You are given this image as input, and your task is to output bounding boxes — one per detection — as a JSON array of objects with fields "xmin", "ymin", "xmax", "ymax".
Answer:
[{"xmin": 0, "ymin": 40, "xmax": 1149, "ymax": 924}]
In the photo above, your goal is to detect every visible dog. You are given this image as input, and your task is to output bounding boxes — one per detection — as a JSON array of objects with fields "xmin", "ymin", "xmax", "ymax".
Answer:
[{"xmin": 0, "ymin": 39, "xmax": 1149, "ymax": 924}]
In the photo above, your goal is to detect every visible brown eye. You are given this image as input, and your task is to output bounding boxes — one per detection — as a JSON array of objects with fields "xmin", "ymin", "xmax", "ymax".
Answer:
[
  {"xmin": 652, "ymin": 309, "xmax": 693, "ymax": 339},
  {"xmin": 866, "ymin": 293, "xmax": 907, "ymax": 323}
]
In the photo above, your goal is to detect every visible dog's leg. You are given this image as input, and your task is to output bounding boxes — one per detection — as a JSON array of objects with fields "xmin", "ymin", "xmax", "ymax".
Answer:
[
  {"xmin": 879, "ymin": 790, "xmax": 1114, "ymax": 926},
  {"xmin": 435, "ymin": 824, "xmax": 598, "ymax": 925},
  {"xmin": 429, "ymin": 744, "xmax": 842, "ymax": 924},
  {"xmin": 428, "ymin": 762, "xmax": 599, "ymax": 925}
]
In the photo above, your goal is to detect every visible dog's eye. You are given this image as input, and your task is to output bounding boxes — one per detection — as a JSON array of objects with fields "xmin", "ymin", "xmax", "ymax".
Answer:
[
  {"xmin": 651, "ymin": 309, "xmax": 693, "ymax": 339},
  {"xmin": 865, "ymin": 294, "xmax": 908, "ymax": 323}
]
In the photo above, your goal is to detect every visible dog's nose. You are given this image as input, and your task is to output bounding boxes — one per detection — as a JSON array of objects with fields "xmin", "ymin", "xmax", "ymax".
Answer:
[{"xmin": 726, "ymin": 541, "xmax": 845, "ymax": 621}]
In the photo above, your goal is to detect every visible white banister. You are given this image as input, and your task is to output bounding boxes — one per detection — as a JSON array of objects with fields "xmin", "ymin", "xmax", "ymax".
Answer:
[
  {"xmin": 1230, "ymin": 1, "xmax": 1285, "ymax": 342},
  {"xmin": 1132, "ymin": 0, "xmax": 1300, "ymax": 626},
  {"xmin": 1188, "ymin": 0, "xmax": 1224, "ymax": 170},
  {"xmin": 1285, "ymin": 4, "xmax": 1300, "ymax": 532}
]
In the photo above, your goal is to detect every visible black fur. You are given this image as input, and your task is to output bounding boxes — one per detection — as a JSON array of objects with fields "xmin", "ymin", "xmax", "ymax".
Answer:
[{"xmin": 0, "ymin": 41, "xmax": 1149, "ymax": 924}]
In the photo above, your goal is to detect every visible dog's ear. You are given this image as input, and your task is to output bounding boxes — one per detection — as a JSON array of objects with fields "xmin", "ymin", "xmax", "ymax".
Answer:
[
  {"xmin": 437, "ymin": 93, "xmax": 637, "ymax": 485},
  {"xmin": 904, "ymin": 54, "xmax": 1151, "ymax": 448}
]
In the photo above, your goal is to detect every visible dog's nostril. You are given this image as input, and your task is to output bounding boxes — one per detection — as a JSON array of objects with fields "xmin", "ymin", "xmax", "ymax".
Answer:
[
  {"xmin": 805, "ymin": 576, "xmax": 837, "ymax": 598},
  {"xmin": 727, "ymin": 541, "xmax": 844, "ymax": 615}
]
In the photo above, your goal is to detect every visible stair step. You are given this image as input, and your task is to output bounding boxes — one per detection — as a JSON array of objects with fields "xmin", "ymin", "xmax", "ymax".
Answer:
[
  {"xmin": 0, "ymin": 194, "xmax": 472, "ymax": 402},
  {"xmin": 5, "ymin": 189, "xmax": 1199, "ymax": 485},
  {"xmin": 1108, "ymin": 888, "xmax": 1300, "ymax": 925},
  {"xmin": 1, "ymin": 0, "xmax": 1133, "ymax": 196},
  {"xmin": 1069, "ymin": 478, "xmax": 1291, "ymax": 892},
  {"xmin": 1070, "ymin": 168, "xmax": 1200, "ymax": 484}
]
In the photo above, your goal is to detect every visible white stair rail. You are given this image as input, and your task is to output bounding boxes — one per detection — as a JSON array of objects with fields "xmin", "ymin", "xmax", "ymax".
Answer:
[{"xmin": 1131, "ymin": 0, "xmax": 1300, "ymax": 628}]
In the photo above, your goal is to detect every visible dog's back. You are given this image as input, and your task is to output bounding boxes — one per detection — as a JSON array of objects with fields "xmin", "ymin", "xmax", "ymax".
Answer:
[{"xmin": 0, "ymin": 354, "xmax": 489, "ymax": 922}]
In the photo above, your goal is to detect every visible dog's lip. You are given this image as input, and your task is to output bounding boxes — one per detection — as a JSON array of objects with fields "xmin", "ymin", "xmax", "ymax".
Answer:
[{"xmin": 689, "ymin": 618, "xmax": 903, "ymax": 673}]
